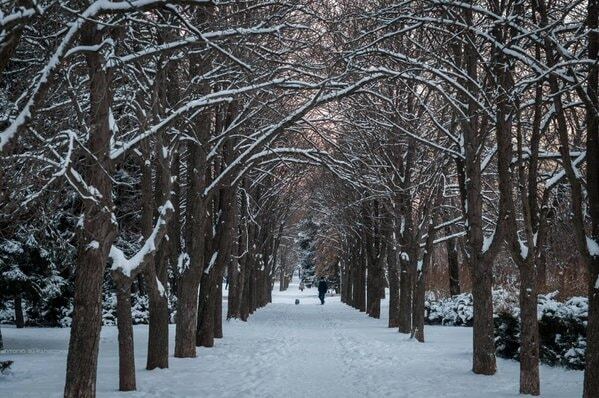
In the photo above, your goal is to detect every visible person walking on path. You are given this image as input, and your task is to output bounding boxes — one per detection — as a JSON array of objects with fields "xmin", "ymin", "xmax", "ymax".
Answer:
[{"xmin": 318, "ymin": 278, "xmax": 328, "ymax": 305}]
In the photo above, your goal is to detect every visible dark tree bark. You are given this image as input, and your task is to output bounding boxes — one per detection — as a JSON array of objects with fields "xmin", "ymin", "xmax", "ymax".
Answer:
[
  {"xmin": 347, "ymin": 250, "xmax": 355, "ymax": 308},
  {"xmin": 446, "ymin": 233, "xmax": 460, "ymax": 296},
  {"xmin": 388, "ymin": 242, "xmax": 400, "ymax": 328},
  {"xmin": 340, "ymin": 263, "xmax": 346, "ymax": 303},
  {"xmin": 197, "ymin": 156, "xmax": 236, "ymax": 345},
  {"xmin": 239, "ymin": 215, "xmax": 253, "ymax": 321},
  {"xmin": 250, "ymin": 258, "xmax": 259, "ymax": 313},
  {"xmin": 145, "ymin": 267, "xmax": 169, "ymax": 370},
  {"xmin": 398, "ymin": 253, "xmax": 413, "ymax": 334},
  {"xmin": 174, "ymin": 116, "xmax": 210, "ymax": 357},
  {"xmin": 14, "ymin": 294, "xmax": 24, "ymax": 329},
  {"xmin": 366, "ymin": 258, "xmax": 381, "ymax": 318},
  {"xmin": 341, "ymin": 257, "xmax": 353, "ymax": 306},
  {"xmin": 110, "ymin": 139, "xmax": 172, "ymax": 390},
  {"xmin": 584, "ymin": 2, "xmax": 599, "ymax": 397},
  {"xmin": 453, "ymin": 6, "xmax": 509, "ymax": 375},
  {"xmin": 365, "ymin": 202, "xmax": 384, "ymax": 319},
  {"xmin": 471, "ymin": 257, "xmax": 495, "ymax": 374},
  {"xmin": 174, "ymin": 269, "xmax": 201, "ymax": 357},
  {"xmin": 227, "ymin": 198, "xmax": 244, "ymax": 320},
  {"xmin": 64, "ymin": 22, "xmax": 117, "ymax": 398},
  {"xmin": 537, "ymin": 250, "xmax": 547, "ymax": 293},
  {"xmin": 227, "ymin": 232, "xmax": 242, "ymax": 318},
  {"xmin": 214, "ymin": 272, "xmax": 223, "ymax": 339},
  {"xmin": 173, "ymin": 16, "xmax": 212, "ymax": 354},
  {"xmin": 197, "ymin": 271, "xmax": 216, "ymax": 347},
  {"xmin": 356, "ymin": 251, "xmax": 366, "ymax": 312},
  {"xmin": 587, "ymin": 256, "xmax": 599, "ymax": 398},
  {"xmin": 513, "ymin": 66, "xmax": 545, "ymax": 396},
  {"xmin": 519, "ymin": 259, "xmax": 540, "ymax": 395},
  {"xmin": 412, "ymin": 268, "xmax": 425, "ymax": 342},
  {"xmin": 411, "ymin": 186, "xmax": 440, "ymax": 342},
  {"xmin": 395, "ymin": 138, "xmax": 417, "ymax": 335},
  {"xmin": 240, "ymin": 257, "xmax": 251, "ymax": 321},
  {"xmin": 145, "ymin": 133, "xmax": 172, "ymax": 371},
  {"xmin": 279, "ymin": 266, "xmax": 286, "ymax": 291},
  {"xmin": 114, "ymin": 275, "xmax": 135, "ymax": 391}
]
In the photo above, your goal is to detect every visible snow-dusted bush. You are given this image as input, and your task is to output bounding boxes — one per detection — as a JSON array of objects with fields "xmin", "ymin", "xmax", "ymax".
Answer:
[
  {"xmin": 426, "ymin": 292, "xmax": 474, "ymax": 326},
  {"xmin": 426, "ymin": 290, "xmax": 588, "ymax": 369},
  {"xmin": 495, "ymin": 293, "xmax": 587, "ymax": 369},
  {"xmin": 426, "ymin": 288, "xmax": 519, "ymax": 327},
  {"xmin": 2, "ymin": 289, "xmax": 176, "ymax": 327},
  {"xmin": 0, "ymin": 302, "xmax": 14, "ymax": 324},
  {"xmin": 100, "ymin": 291, "xmax": 177, "ymax": 326}
]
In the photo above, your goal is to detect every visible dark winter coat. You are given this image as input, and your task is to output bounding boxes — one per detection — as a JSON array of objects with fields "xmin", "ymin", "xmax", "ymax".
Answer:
[{"xmin": 318, "ymin": 280, "xmax": 328, "ymax": 294}]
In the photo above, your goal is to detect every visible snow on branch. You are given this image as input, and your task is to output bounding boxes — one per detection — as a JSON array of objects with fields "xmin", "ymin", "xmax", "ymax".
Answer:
[
  {"xmin": 0, "ymin": 0, "xmax": 216, "ymax": 152},
  {"xmin": 110, "ymin": 200, "xmax": 174, "ymax": 277},
  {"xmin": 545, "ymin": 152, "xmax": 586, "ymax": 189}
]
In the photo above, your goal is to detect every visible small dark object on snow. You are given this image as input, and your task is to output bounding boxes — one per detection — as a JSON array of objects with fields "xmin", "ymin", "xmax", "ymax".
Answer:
[
  {"xmin": 0, "ymin": 361, "xmax": 13, "ymax": 374},
  {"xmin": 295, "ymin": 299, "xmax": 300, "ymax": 305}
]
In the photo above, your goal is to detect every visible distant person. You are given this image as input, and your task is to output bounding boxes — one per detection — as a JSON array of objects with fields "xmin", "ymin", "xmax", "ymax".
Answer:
[
  {"xmin": 318, "ymin": 278, "xmax": 328, "ymax": 305},
  {"xmin": 299, "ymin": 280, "xmax": 305, "ymax": 291}
]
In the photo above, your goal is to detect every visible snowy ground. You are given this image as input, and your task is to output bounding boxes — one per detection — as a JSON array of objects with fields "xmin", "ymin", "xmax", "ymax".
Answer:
[{"xmin": 0, "ymin": 284, "xmax": 583, "ymax": 397}]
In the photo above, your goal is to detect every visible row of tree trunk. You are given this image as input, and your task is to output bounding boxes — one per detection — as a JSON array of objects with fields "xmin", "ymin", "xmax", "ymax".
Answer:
[{"xmin": 61, "ymin": 22, "xmax": 288, "ymax": 394}]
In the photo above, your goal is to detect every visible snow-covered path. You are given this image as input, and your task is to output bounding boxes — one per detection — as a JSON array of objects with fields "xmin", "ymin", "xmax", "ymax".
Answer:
[{"xmin": 0, "ymin": 285, "xmax": 583, "ymax": 397}]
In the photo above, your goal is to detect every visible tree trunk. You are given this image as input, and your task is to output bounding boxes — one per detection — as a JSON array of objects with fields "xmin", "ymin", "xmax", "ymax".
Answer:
[
  {"xmin": 250, "ymin": 263, "xmax": 258, "ymax": 313},
  {"xmin": 263, "ymin": 252, "xmax": 273, "ymax": 306},
  {"xmin": 398, "ymin": 255, "xmax": 412, "ymax": 334},
  {"xmin": 584, "ymin": 1, "xmax": 599, "ymax": 396},
  {"xmin": 346, "ymin": 263, "xmax": 352, "ymax": 304},
  {"xmin": 586, "ymin": 256, "xmax": 599, "ymax": 398},
  {"xmin": 65, "ymin": 217, "xmax": 113, "ymax": 398},
  {"xmin": 366, "ymin": 254, "xmax": 381, "ymax": 318},
  {"xmin": 227, "ymin": 255, "xmax": 241, "ymax": 319},
  {"xmin": 537, "ymin": 249, "xmax": 547, "ymax": 293},
  {"xmin": 351, "ymin": 256, "xmax": 359, "ymax": 309},
  {"xmin": 412, "ymin": 269, "xmax": 425, "ymax": 342},
  {"xmin": 447, "ymin": 236, "xmax": 460, "ymax": 296},
  {"xmin": 388, "ymin": 244, "xmax": 400, "ymax": 328},
  {"xmin": 367, "ymin": 274, "xmax": 381, "ymax": 318},
  {"xmin": 197, "ymin": 272, "xmax": 216, "ymax": 347},
  {"xmin": 145, "ymin": 262, "xmax": 169, "ymax": 369},
  {"xmin": 174, "ymin": 274, "xmax": 200, "ymax": 357},
  {"xmin": 214, "ymin": 274, "xmax": 223, "ymax": 339},
  {"xmin": 240, "ymin": 260, "xmax": 251, "ymax": 321},
  {"xmin": 14, "ymin": 294, "xmax": 24, "ymax": 329},
  {"xmin": 412, "ymin": 204, "xmax": 438, "ymax": 343},
  {"xmin": 174, "ymin": 141, "xmax": 208, "ymax": 356},
  {"xmin": 340, "ymin": 265, "xmax": 346, "ymax": 303},
  {"xmin": 64, "ymin": 22, "xmax": 116, "ymax": 398},
  {"xmin": 472, "ymin": 257, "xmax": 496, "ymax": 375},
  {"xmin": 228, "ymin": 194, "xmax": 245, "ymax": 320},
  {"xmin": 114, "ymin": 276, "xmax": 135, "ymax": 391},
  {"xmin": 145, "ymin": 114, "xmax": 172, "ymax": 369},
  {"xmin": 356, "ymin": 256, "xmax": 366, "ymax": 312},
  {"xmin": 279, "ymin": 268, "xmax": 285, "ymax": 291},
  {"xmin": 144, "ymin": 269, "xmax": 170, "ymax": 368},
  {"xmin": 519, "ymin": 259, "xmax": 540, "ymax": 395},
  {"xmin": 266, "ymin": 273, "xmax": 273, "ymax": 304}
]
